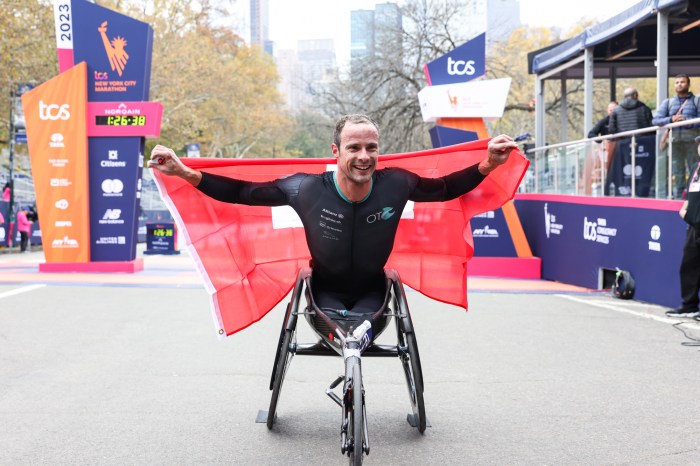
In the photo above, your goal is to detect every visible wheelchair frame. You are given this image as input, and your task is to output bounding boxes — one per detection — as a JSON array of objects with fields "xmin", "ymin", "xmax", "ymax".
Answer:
[{"xmin": 259, "ymin": 267, "xmax": 427, "ymax": 465}]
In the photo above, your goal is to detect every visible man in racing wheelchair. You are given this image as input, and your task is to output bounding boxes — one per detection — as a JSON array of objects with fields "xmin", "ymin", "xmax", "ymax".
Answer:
[
  {"xmin": 149, "ymin": 114, "xmax": 516, "ymax": 338},
  {"xmin": 151, "ymin": 114, "xmax": 516, "ymax": 463}
]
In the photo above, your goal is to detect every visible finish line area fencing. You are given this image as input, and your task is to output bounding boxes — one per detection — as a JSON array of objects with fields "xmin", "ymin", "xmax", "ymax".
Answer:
[
  {"xmin": 513, "ymin": 119, "xmax": 696, "ymax": 309},
  {"xmin": 520, "ymin": 117, "xmax": 700, "ymax": 200}
]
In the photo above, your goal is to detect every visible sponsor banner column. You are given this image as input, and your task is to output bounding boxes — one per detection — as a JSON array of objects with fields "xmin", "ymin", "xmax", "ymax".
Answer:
[
  {"xmin": 21, "ymin": 62, "xmax": 90, "ymax": 263},
  {"xmin": 89, "ymin": 138, "xmax": 143, "ymax": 261}
]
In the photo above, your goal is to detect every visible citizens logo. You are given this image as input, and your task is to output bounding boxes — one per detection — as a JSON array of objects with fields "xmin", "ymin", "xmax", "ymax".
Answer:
[
  {"xmin": 367, "ymin": 207, "xmax": 396, "ymax": 224},
  {"xmin": 49, "ymin": 133, "xmax": 65, "ymax": 148},
  {"xmin": 102, "ymin": 179, "xmax": 124, "ymax": 196},
  {"xmin": 55, "ymin": 199, "xmax": 69, "ymax": 210},
  {"xmin": 649, "ymin": 225, "xmax": 661, "ymax": 252},
  {"xmin": 101, "ymin": 150, "xmax": 126, "ymax": 168},
  {"xmin": 99, "ymin": 209, "xmax": 124, "ymax": 225},
  {"xmin": 39, "ymin": 100, "xmax": 70, "ymax": 120}
]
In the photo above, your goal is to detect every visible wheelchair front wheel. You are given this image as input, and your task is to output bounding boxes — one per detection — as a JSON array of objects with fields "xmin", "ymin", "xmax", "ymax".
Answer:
[{"xmin": 348, "ymin": 362, "xmax": 365, "ymax": 466}]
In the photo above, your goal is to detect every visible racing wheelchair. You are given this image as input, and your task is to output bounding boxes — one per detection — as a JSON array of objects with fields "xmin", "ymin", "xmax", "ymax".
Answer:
[{"xmin": 258, "ymin": 267, "xmax": 427, "ymax": 465}]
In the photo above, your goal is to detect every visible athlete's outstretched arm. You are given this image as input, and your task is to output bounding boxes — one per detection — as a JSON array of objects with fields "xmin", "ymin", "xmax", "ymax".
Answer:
[
  {"xmin": 148, "ymin": 144, "xmax": 290, "ymax": 206},
  {"xmin": 410, "ymin": 134, "xmax": 517, "ymax": 202}
]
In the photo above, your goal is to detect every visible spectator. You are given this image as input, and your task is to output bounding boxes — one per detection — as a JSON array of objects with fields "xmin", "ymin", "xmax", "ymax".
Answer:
[
  {"xmin": 588, "ymin": 100, "xmax": 618, "ymax": 139},
  {"xmin": 653, "ymin": 74, "xmax": 700, "ymax": 198},
  {"xmin": 2, "ymin": 182, "xmax": 10, "ymax": 202},
  {"xmin": 17, "ymin": 206, "xmax": 32, "ymax": 253},
  {"xmin": 667, "ymin": 135, "xmax": 700, "ymax": 318},
  {"xmin": 609, "ymin": 88, "xmax": 653, "ymax": 135}
]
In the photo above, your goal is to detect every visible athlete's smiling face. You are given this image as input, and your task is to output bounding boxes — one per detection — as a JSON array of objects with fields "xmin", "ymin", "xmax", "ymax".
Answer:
[{"xmin": 332, "ymin": 122, "xmax": 379, "ymax": 187}]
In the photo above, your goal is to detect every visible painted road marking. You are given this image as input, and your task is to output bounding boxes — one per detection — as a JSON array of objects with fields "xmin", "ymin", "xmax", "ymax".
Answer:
[
  {"xmin": 558, "ymin": 294, "xmax": 700, "ymax": 330},
  {"xmin": 0, "ymin": 284, "xmax": 47, "ymax": 300}
]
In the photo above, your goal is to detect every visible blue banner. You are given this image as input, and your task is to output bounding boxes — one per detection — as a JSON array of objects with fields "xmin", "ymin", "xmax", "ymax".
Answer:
[
  {"xmin": 605, "ymin": 135, "xmax": 656, "ymax": 197},
  {"xmin": 424, "ymin": 33, "xmax": 485, "ymax": 86},
  {"xmin": 71, "ymin": 0, "xmax": 153, "ymax": 102},
  {"xmin": 516, "ymin": 196, "xmax": 684, "ymax": 307},
  {"xmin": 88, "ymin": 137, "xmax": 144, "ymax": 261},
  {"xmin": 429, "ymin": 125, "xmax": 478, "ymax": 148}
]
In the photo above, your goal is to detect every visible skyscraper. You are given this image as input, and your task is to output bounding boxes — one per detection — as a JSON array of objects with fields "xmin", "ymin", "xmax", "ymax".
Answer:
[
  {"xmin": 250, "ymin": 0, "xmax": 269, "ymax": 48},
  {"xmin": 463, "ymin": 0, "xmax": 521, "ymax": 46},
  {"xmin": 350, "ymin": 3, "xmax": 402, "ymax": 70}
]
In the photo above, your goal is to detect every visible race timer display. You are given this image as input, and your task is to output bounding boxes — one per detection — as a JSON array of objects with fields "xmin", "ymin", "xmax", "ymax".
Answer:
[{"xmin": 95, "ymin": 115, "xmax": 147, "ymax": 126}]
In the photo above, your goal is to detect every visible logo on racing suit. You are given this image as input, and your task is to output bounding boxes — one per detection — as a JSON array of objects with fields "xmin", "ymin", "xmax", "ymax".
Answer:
[{"xmin": 366, "ymin": 207, "xmax": 395, "ymax": 224}]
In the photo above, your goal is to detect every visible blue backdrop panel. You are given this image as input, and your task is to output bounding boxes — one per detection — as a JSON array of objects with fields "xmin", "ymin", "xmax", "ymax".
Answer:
[
  {"xmin": 88, "ymin": 137, "xmax": 144, "ymax": 261},
  {"xmin": 471, "ymin": 209, "xmax": 517, "ymax": 257},
  {"xmin": 429, "ymin": 126, "xmax": 478, "ymax": 148},
  {"xmin": 516, "ymin": 196, "xmax": 684, "ymax": 307}
]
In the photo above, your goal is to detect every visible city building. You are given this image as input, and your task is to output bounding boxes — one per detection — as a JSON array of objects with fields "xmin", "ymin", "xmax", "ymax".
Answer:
[
  {"xmin": 463, "ymin": 0, "xmax": 521, "ymax": 46},
  {"xmin": 250, "ymin": 0, "xmax": 269, "ymax": 50},
  {"xmin": 276, "ymin": 40, "xmax": 337, "ymax": 113},
  {"xmin": 351, "ymin": 2, "xmax": 402, "ymax": 68}
]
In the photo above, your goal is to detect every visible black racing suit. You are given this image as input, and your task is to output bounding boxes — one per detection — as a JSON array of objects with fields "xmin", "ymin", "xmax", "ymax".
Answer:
[{"xmin": 196, "ymin": 165, "xmax": 486, "ymax": 328}]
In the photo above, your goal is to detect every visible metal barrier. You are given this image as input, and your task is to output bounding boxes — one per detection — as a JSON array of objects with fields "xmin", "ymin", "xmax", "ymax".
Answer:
[{"xmin": 524, "ymin": 117, "xmax": 700, "ymax": 199}]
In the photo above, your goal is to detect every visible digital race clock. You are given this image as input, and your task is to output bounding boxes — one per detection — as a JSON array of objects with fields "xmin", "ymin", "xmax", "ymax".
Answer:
[
  {"xmin": 95, "ymin": 115, "xmax": 147, "ymax": 126},
  {"xmin": 88, "ymin": 102, "xmax": 163, "ymax": 137}
]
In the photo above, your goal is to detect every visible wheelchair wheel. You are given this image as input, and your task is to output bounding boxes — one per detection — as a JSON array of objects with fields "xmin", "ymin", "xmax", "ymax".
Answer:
[
  {"xmin": 397, "ymin": 320, "xmax": 426, "ymax": 433},
  {"xmin": 267, "ymin": 322, "xmax": 296, "ymax": 429},
  {"xmin": 348, "ymin": 362, "xmax": 365, "ymax": 466}
]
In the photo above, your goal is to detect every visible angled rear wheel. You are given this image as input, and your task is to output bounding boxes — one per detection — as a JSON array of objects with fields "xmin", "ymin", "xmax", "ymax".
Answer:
[
  {"xmin": 267, "ymin": 306, "xmax": 297, "ymax": 429},
  {"xmin": 397, "ymin": 318, "xmax": 426, "ymax": 433}
]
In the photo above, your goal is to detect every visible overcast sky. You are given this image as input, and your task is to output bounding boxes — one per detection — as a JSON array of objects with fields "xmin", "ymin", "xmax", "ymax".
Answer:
[{"xmin": 231, "ymin": 0, "xmax": 640, "ymax": 60}]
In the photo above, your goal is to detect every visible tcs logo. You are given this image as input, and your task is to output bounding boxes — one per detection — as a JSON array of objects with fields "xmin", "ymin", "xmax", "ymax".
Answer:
[
  {"xmin": 39, "ymin": 100, "xmax": 70, "ymax": 120},
  {"xmin": 447, "ymin": 57, "xmax": 476, "ymax": 76},
  {"xmin": 583, "ymin": 217, "xmax": 597, "ymax": 241}
]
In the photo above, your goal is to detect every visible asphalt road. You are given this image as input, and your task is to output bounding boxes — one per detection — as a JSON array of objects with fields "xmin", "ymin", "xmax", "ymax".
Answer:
[{"xmin": 1, "ymin": 280, "xmax": 700, "ymax": 465}]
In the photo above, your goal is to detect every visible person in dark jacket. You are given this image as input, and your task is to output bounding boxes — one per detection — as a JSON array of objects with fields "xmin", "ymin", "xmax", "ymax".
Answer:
[
  {"xmin": 652, "ymin": 74, "xmax": 700, "ymax": 198},
  {"xmin": 609, "ymin": 88, "xmax": 652, "ymax": 134},
  {"xmin": 588, "ymin": 100, "xmax": 617, "ymax": 139},
  {"xmin": 668, "ymin": 135, "xmax": 700, "ymax": 318}
]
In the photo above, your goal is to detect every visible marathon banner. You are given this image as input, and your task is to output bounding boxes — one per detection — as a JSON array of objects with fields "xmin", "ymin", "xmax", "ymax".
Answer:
[
  {"xmin": 55, "ymin": 0, "xmax": 154, "ymax": 102},
  {"xmin": 418, "ymin": 78, "xmax": 511, "ymax": 122},
  {"xmin": 605, "ymin": 135, "xmax": 656, "ymax": 197},
  {"xmin": 424, "ymin": 33, "xmax": 485, "ymax": 86},
  {"xmin": 88, "ymin": 137, "xmax": 144, "ymax": 261},
  {"xmin": 21, "ymin": 62, "xmax": 90, "ymax": 263}
]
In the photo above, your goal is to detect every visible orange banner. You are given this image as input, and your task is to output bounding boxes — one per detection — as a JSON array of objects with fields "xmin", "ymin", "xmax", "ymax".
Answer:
[{"xmin": 22, "ymin": 62, "xmax": 90, "ymax": 263}]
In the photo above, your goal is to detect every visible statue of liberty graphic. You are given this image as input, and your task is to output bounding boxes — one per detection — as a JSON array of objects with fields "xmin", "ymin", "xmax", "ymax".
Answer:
[{"xmin": 98, "ymin": 21, "xmax": 129, "ymax": 77}]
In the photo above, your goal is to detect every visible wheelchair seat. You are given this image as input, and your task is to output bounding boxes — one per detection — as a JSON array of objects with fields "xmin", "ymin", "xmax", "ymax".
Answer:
[{"xmin": 303, "ymin": 272, "xmax": 393, "ymax": 355}]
